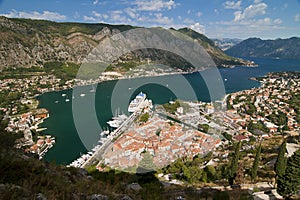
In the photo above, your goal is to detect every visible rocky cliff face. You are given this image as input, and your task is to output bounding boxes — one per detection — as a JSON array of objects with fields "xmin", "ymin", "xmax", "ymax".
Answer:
[
  {"xmin": 0, "ymin": 17, "xmax": 124, "ymax": 68},
  {"xmin": 0, "ymin": 16, "xmax": 251, "ymax": 69}
]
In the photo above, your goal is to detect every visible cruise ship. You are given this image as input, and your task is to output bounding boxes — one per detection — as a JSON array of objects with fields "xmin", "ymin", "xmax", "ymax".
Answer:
[{"xmin": 128, "ymin": 92, "xmax": 146, "ymax": 113}]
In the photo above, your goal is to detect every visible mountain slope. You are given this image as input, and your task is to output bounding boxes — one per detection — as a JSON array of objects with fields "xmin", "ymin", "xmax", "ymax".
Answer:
[
  {"xmin": 176, "ymin": 28, "xmax": 251, "ymax": 67},
  {"xmin": 225, "ymin": 37, "xmax": 300, "ymax": 59},
  {"xmin": 0, "ymin": 16, "xmax": 251, "ymax": 69},
  {"xmin": 0, "ymin": 16, "xmax": 135, "ymax": 68}
]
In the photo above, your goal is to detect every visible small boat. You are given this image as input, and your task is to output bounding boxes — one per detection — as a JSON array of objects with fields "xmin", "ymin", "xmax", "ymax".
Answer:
[
  {"xmin": 107, "ymin": 114, "xmax": 128, "ymax": 128},
  {"xmin": 90, "ymin": 84, "xmax": 96, "ymax": 92},
  {"xmin": 100, "ymin": 130, "xmax": 110, "ymax": 136}
]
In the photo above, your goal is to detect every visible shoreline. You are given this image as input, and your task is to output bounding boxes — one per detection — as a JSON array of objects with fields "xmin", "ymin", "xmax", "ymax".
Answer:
[{"xmin": 35, "ymin": 64, "xmax": 257, "ymax": 98}]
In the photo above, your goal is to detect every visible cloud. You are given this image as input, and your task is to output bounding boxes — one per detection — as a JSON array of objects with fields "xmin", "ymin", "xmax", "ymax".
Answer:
[
  {"xmin": 224, "ymin": 1, "xmax": 242, "ymax": 10},
  {"xmin": 216, "ymin": 17, "xmax": 282, "ymax": 26},
  {"xmin": 234, "ymin": 2, "xmax": 267, "ymax": 22},
  {"xmin": 1, "ymin": 9, "xmax": 66, "ymax": 21},
  {"xmin": 196, "ymin": 12, "xmax": 202, "ymax": 17},
  {"xmin": 212, "ymin": 16, "xmax": 283, "ymax": 39},
  {"xmin": 92, "ymin": 11, "xmax": 101, "ymax": 18},
  {"xmin": 136, "ymin": 12, "xmax": 173, "ymax": 26},
  {"xmin": 83, "ymin": 15, "xmax": 97, "ymax": 22},
  {"xmin": 110, "ymin": 10, "xmax": 129, "ymax": 23},
  {"xmin": 153, "ymin": 13, "xmax": 173, "ymax": 24},
  {"xmin": 84, "ymin": 0, "xmax": 176, "ymax": 26},
  {"xmin": 73, "ymin": 12, "xmax": 80, "ymax": 19},
  {"xmin": 190, "ymin": 22, "xmax": 205, "ymax": 34},
  {"xmin": 124, "ymin": 8, "xmax": 138, "ymax": 19},
  {"xmin": 133, "ymin": 0, "xmax": 177, "ymax": 11},
  {"xmin": 183, "ymin": 18, "xmax": 194, "ymax": 24},
  {"xmin": 210, "ymin": 18, "xmax": 285, "ymax": 39},
  {"xmin": 294, "ymin": 13, "xmax": 300, "ymax": 22},
  {"xmin": 273, "ymin": 18, "xmax": 282, "ymax": 24},
  {"xmin": 83, "ymin": 10, "xmax": 128, "ymax": 23}
]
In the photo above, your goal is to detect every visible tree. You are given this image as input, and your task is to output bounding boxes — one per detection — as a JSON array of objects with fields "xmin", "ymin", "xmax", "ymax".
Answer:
[
  {"xmin": 222, "ymin": 132, "xmax": 232, "ymax": 141},
  {"xmin": 226, "ymin": 95, "xmax": 233, "ymax": 110},
  {"xmin": 251, "ymin": 143, "xmax": 262, "ymax": 181},
  {"xmin": 245, "ymin": 102, "xmax": 256, "ymax": 115},
  {"xmin": 139, "ymin": 113, "xmax": 150, "ymax": 123},
  {"xmin": 277, "ymin": 149, "xmax": 300, "ymax": 198},
  {"xmin": 137, "ymin": 152, "xmax": 156, "ymax": 173},
  {"xmin": 228, "ymin": 141, "xmax": 241, "ymax": 184},
  {"xmin": 235, "ymin": 164, "xmax": 245, "ymax": 185},
  {"xmin": 275, "ymin": 140, "xmax": 287, "ymax": 178},
  {"xmin": 198, "ymin": 124, "xmax": 209, "ymax": 133},
  {"xmin": 205, "ymin": 165, "xmax": 216, "ymax": 182}
]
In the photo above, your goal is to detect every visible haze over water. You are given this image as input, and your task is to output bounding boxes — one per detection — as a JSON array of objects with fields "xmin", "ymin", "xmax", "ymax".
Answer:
[{"xmin": 37, "ymin": 58, "xmax": 300, "ymax": 164}]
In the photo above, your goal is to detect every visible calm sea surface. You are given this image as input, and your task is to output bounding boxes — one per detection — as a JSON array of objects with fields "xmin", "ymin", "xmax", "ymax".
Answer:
[{"xmin": 37, "ymin": 58, "xmax": 300, "ymax": 164}]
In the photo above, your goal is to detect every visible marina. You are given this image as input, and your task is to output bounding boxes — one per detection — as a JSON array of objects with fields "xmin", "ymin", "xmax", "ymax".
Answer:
[{"xmin": 67, "ymin": 130, "xmax": 111, "ymax": 167}]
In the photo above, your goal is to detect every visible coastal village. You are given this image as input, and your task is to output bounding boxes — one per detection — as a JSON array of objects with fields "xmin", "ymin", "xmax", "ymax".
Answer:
[{"xmin": 0, "ymin": 74, "xmax": 65, "ymax": 158}]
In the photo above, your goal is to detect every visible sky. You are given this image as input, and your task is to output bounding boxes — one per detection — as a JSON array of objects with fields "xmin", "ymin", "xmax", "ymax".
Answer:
[{"xmin": 0, "ymin": 0, "xmax": 300, "ymax": 39}]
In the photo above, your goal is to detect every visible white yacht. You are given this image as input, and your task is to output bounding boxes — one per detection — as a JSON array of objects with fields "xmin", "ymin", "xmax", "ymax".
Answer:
[{"xmin": 107, "ymin": 114, "xmax": 128, "ymax": 128}]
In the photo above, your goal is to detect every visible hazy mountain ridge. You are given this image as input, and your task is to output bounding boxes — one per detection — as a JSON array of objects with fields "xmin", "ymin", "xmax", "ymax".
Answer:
[
  {"xmin": 225, "ymin": 37, "xmax": 300, "ymax": 59},
  {"xmin": 212, "ymin": 38, "xmax": 242, "ymax": 51},
  {"xmin": 0, "ymin": 16, "xmax": 251, "ymax": 69}
]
